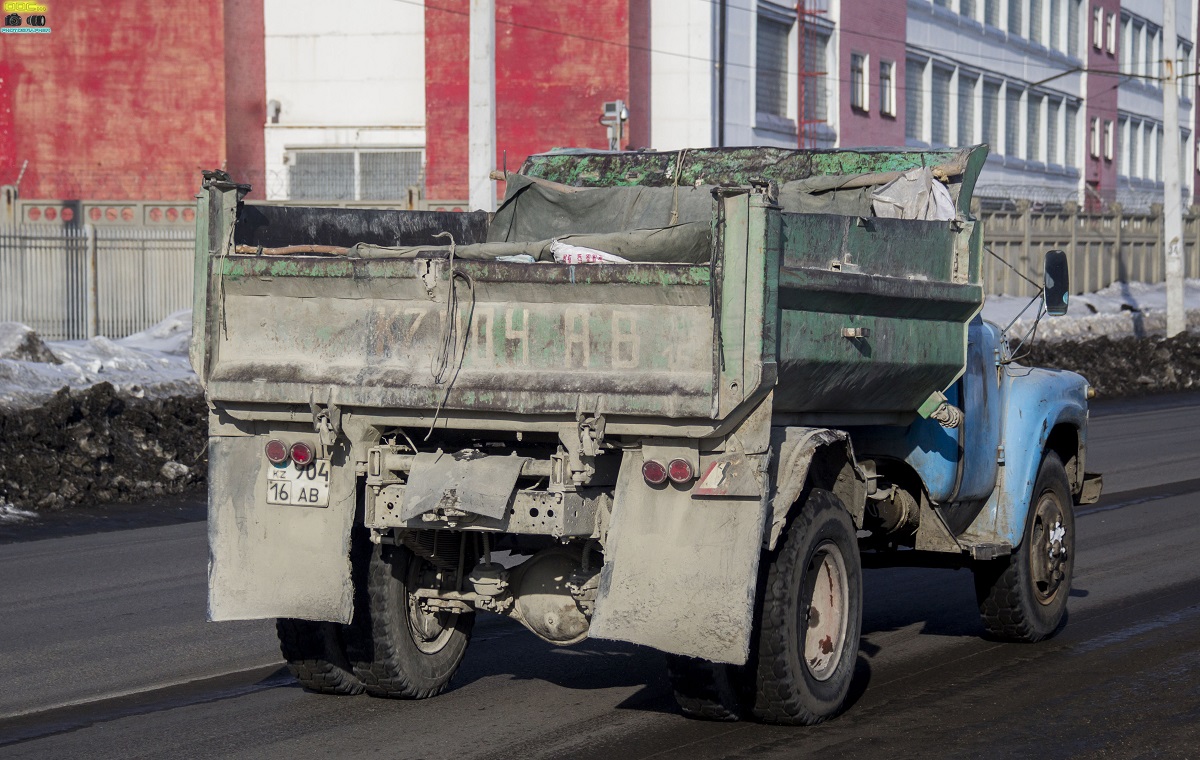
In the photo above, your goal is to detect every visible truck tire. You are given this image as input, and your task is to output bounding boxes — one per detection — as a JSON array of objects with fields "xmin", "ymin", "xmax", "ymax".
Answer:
[
  {"xmin": 974, "ymin": 451, "xmax": 1074, "ymax": 642},
  {"xmin": 749, "ymin": 488, "xmax": 863, "ymax": 726},
  {"xmin": 346, "ymin": 542, "xmax": 474, "ymax": 699},
  {"xmin": 665, "ymin": 655, "xmax": 748, "ymax": 721},
  {"xmin": 275, "ymin": 618, "xmax": 364, "ymax": 695}
]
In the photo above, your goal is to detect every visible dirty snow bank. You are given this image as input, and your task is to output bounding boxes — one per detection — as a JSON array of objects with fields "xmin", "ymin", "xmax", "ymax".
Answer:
[
  {"xmin": 0, "ymin": 310, "xmax": 199, "ymax": 411},
  {"xmin": 981, "ymin": 279, "xmax": 1200, "ymax": 342}
]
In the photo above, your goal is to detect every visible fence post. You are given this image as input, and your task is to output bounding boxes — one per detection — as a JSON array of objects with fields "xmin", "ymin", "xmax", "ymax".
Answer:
[
  {"xmin": 85, "ymin": 224, "xmax": 98, "ymax": 338},
  {"xmin": 1150, "ymin": 203, "xmax": 1163, "ymax": 284},
  {"xmin": 1064, "ymin": 201, "xmax": 1081, "ymax": 293},
  {"xmin": 1192, "ymin": 205, "xmax": 1200, "ymax": 279},
  {"xmin": 1111, "ymin": 203, "xmax": 1123, "ymax": 288},
  {"xmin": 1017, "ymin": 200, "xmax": 1032, "ymax": 297}
]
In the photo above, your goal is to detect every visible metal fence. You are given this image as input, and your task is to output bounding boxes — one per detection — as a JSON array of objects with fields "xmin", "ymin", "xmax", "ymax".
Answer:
[
  {"xmin": 977, "ymin": 201, "xmax": 1200, "ymax": 297},
  {"xmin": 0, "ymin": 225, "xmax": 194, "ymax": 340}
]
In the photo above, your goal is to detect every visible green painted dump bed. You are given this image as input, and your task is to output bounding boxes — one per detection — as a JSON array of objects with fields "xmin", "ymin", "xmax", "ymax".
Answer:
[{"xmin": 191, "ymin": 146, "xmax": 987, "ymax": 430}]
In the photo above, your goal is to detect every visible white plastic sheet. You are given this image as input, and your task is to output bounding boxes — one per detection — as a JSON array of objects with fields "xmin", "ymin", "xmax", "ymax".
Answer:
[{"xmin": 871, "ymin": 167, "xmax": 957, "ymax": 221}]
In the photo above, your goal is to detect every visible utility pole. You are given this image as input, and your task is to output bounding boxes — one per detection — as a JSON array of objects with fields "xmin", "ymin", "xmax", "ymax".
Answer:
[
  {"xmin": 469, "ymin": 0, "xmax": 496, "ymax": 212},
  {"xmin": 1163, "ymin": 0, "xmax": 1185, "ymax": 336}
]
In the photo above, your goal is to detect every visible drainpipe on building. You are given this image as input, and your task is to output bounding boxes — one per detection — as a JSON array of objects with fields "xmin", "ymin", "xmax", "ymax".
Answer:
[
  {"xmin": 1163, "ymin": 0, "xmax": 1185, "ymax": 337},
  {"xmin": 717, "ymin": 0, "xmax": 727, "ymax": 147},
  {"xmin": 469, "ymin": 0, "xmax": 497, "ymax": 212}
]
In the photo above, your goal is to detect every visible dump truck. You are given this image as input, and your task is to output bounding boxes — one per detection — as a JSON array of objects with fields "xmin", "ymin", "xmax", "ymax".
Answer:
[{"xmin": 191, "ymin": 146, "xmax": 1102, "ymax": 723}]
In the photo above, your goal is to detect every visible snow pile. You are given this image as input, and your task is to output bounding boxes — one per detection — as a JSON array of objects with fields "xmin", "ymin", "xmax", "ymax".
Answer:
[
  {"xmin": 981, "ymin": 279, "xmax": 1200, "ymax": 342},
  {"xmin": 0, "ymin": 502, "xmax": 37, "ymax": 523},
  {"xmin": 0, "ymin": 310, "xmax": 200, "ymax": 411}
]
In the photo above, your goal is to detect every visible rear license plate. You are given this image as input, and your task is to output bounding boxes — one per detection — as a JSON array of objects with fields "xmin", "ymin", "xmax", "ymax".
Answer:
[{"xmin": 266, "ymin": 460, "xmax": 330, "ymax": 507}]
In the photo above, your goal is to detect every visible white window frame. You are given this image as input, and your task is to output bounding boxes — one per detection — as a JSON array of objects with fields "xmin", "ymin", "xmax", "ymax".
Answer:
[
  {"xmin": 1092, "ymin": 5, "xmax": 1103, "ymax": 50},
  {"xmin": 851, "ymin": 53, "xmax": 869, "ymax": 111},
  {"xmin": 1089, "ymin": 117, "xmax": 1101, "ymax": 158},
  {"xmin": 1105, "ymin": 13, "xmax": 1117, "ymax": 54},
  {"xmin": 880, "ymin": 59, "xmax": 896, "ymax": 116},
  {"xmin": 1104, "ymin": 119, "xmax": 1115, "ymax": 161}
]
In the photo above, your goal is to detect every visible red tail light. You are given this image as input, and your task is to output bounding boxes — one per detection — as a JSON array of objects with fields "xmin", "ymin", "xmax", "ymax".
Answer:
[
  {"xmin": 290, "ymin": 442, "xmax": 315, "ymax": 466},
  {"xmin": 265, "ymin": 439, "xmax": 289, "ymax": 464},
  {"xmin": 642, "ymin": 459, "xmax": 668, "ymax": 485},
  {"xmin": 668, "ymin": 459, "xmax": 694, "ymax": 483}
]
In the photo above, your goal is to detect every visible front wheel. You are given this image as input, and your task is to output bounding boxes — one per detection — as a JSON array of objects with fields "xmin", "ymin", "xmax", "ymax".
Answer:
[
  {"xmin": 973, "ymin": 451, "xmax": 1075, "ymax": 642},
  {"xmin": 345, "ymin": 543, "xmax": 474, "ymax": 699},
  {"xmin": 749, "ymin": 488, "xmax": 863, "ymax": 725}
]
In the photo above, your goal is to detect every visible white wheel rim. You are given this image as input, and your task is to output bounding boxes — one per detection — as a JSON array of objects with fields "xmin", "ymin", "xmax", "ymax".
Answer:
[
  {"xmin": 406, "ymin": 561, "xmax": 458, "ymax": 654},
  {"xmin": 803, "ymin": 541, "xmax": 850, "ymax": 682}
]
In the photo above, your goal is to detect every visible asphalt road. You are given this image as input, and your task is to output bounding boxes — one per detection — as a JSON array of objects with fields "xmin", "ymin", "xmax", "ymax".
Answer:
[{"xmin": 2, "ymin": 393, "xmax": 1199, "ymax": 759}]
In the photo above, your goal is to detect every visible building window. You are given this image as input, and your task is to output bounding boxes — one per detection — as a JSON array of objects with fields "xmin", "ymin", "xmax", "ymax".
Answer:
[
  {"xmin": 1089, "ymin": 117, "xmax": 1101, "ymax": 158},
  {"xmin": 961, "ymin": 0, "xmax": 976, "ymax": 18},
  {"xmin": 1047, "ymin": 99, "xmax": 1061, "ymax": 164},
  {"xmin": 958, "ymin": 74, "xmax": 977, "ymax": 146},
  {"xmin": 802, "ymin": 25, "xmax": 830, "ymax": 124},
  {"xmin": 982, "ymin": 80, "xmax": 1000, "ymax": 148},
  {"xmin": 1068, "ymin": 0, "xmax": 1080, "ymax": 57},
  {"xmin": 1104, "ymin": 119, "xmax": 1114, "ymax": 161},
  {"xmin": 1156, "ymin": 126, "xmax": 1163, "ymax": 182},
  {"xmin": 906, "ymin": 58, "xmax": 924, "ymax": 141},
  {"xmin": 1030, "ymin": 0, "xmax": 1043, "ymax": 44},
  {"xmin": 1048, "ymin": 0, "xmax": 1061, "ymax": 50},
  {"xmin": 1027, "ymin": 94, "xmax": 1043, "ymax": 162},
  {"xmin": 1009, "ymin": 1, "xmax": 1023, "ymax": 36},
  {"xmin": 1005, "ymin": 86, "xmax": 1022, "ymax": 158},
  {"xmin": 880, "ymin": 60, "xmax": 896, "ymax": 116},
  {"xmin": 985, "ymin": 0, "xmax": 1000, "ymax": 27},
  {"xmin": 1106, "ymin": 13, "xmax": 1117, "ymax": 55},
  {"xmin": 851, "ymin": 53, "xmax": 868, "ymax": 111},
  {"xmin": 931, "ymin": 67, "xmax": 953, "ymax": 145},
  {"xmin": 1065, "ymin": 103, "xmax": 1078, "ymax": 167},
  {"xmin": 756, "ymin": 14, "xmax": 793, "ymax": 119},
  {"xmin": 1092, "ymin": 5, "xmax": 1103, "ymax": 50},
  {"xmin": 287, "ymin": 149, "xmax": 424, "ymax": 201},
  {"xmin": 1119, "ymin": 117, "xmax": 1131, "ymax": 175}
]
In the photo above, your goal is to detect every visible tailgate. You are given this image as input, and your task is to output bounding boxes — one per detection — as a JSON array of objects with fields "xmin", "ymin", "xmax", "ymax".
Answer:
[{"xmin": 203, "ymin": 256, "xmax": 717, "ymax": 419}]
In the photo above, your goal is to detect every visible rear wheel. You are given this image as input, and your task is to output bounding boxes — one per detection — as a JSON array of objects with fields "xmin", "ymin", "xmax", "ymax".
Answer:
[
  {"xmin": 346, "ymin": 542, "xmax": 474, "ymax": 699},
  {"xmin": 749, "ymin": 489, "xmax": 863, "ymax": 725},
  {"xmin": 275, "ymin": 618, "xmax": 364, "ymax": 695},
  {"xmin": 665, "ymin": 655, "xmax": 748, "ymax": 721},
  {"xmin": 974, "ymin": 451, "xmax": 1074, "ymax": 642}
]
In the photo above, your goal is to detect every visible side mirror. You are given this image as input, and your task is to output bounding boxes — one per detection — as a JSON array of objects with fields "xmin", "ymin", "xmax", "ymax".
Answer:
[{"xmin": 1043, "ymin": 249, "xmax": 1069, "ymax": 316}]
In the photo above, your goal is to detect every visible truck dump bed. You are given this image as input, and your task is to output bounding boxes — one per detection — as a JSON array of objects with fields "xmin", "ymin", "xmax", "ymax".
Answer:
[{"xmin": 192, "ymin": 147, "xmax": 987, "ymax": 428}]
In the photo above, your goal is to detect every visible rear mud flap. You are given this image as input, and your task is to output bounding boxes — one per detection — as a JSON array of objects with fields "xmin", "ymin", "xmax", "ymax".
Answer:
[
  {"xmin": 207, "ymin": 435, "xmax": 357, "ymax": 623},
  {"xmin": 589, "ymin": 450, "xmax": 767, "ymax": 665}
]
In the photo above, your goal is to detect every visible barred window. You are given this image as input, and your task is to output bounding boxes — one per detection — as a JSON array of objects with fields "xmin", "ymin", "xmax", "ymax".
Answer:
[
  {"xmin": 906, "ymin": 59, "xmax": 924, "ymax": 140},
  {"xmin": 1047, "ymin": 99, "xmax": 1061, "ymax": 164},
  {"xmin": 931, "ymin": 67, "xmax": 953, "ymax": 145},
  {"xmin": 1065, "ymin": 103, "xmax": 1078, "ymax": 166},
  {"xmin": 1067, "ymin": 0, "xmax": 1080, "ymax": 56},
  {"xmin": 288, "ymin": 149, "xmax": 424, "ymax": 201},
  {"xmin": 1049, "ymin": 0, "xmax": 1061, "ymax": 50},
  {"xmin": 1009, "ymin": 1, "xmax": 1023, "ymax": 36},
  {"xmin": 757, "ymin": 14, "xmax": 793, "ymax": 118},
  {"xmin": 985, "ymin": 0, "xmax": 1000, "ymax": 27},
  {"xmin": 982, "ymin": 80, "xmax": 1000, "ymax": 148},
  {"xmin": 803, "ymin": 26, "xmax": 829, "ymax": 123},
  {"xmin": 1027, "ymin": 94, "xmax": 1043, "ymax": 162},
  {"xmin": 958, "ymin": 74, "xmax": 977, "ymax": 146},
  {"xmin": 1005, "ymin": 86, "xmax": 1023, "ymax": 157},
  {"xmin": 1030, "ymin": 0, "xmax": 1043, "ymax": 44}
]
